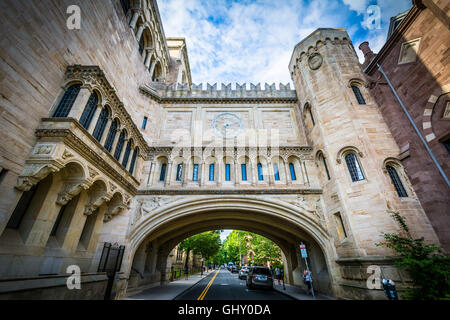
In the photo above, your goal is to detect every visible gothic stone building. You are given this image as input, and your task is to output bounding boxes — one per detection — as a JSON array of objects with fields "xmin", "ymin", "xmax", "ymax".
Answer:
[{"xmin": 0, "ymin": 0, "xmax": 443, "ymax": 299}]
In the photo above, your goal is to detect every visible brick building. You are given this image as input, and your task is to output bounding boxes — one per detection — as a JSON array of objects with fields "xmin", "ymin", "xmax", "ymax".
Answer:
[{"xmin": 360, "ymin": 0, "xmax": 450, "ymax": 251}]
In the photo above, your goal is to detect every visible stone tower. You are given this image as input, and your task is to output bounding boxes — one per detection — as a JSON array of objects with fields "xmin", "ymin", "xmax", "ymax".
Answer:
[{"xmin": 289, "ymin": 28, "xmax": 438, "ymax": 299}]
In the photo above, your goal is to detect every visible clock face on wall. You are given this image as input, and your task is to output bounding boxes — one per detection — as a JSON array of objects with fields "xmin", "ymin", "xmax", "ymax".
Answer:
[{"xmin": 212, "ymin": 112, "xmax": 244, "ymax": 139}]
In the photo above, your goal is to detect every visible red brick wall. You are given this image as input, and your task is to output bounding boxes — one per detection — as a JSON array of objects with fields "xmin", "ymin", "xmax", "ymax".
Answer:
[{"xmin": 366, "ymin": 7, "xmax": 450, "ymax": 250}]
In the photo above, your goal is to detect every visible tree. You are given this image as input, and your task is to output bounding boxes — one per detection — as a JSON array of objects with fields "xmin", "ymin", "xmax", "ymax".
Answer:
[
  {"xmin": 179, "ymin": 231, "xmax": 222, "ymax": 267},
  {"xmin": 376, "ymin": 211, "xmax": 450, "ymax": 300}
]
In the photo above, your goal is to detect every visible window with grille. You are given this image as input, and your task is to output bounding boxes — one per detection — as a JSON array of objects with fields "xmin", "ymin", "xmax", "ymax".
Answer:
[
  {"xmin": 92, "ymin": 107, "xmax": 109, "ymax": 141},
  {"xmin": 193, "ymin": 164, "xmax": 199, "ymax": 181},
  {"xmin": 289, "ymin": 163, "xmax": 296, "ymax": 181},
  {"xmin": 241, "ymin": 164, "xmax": 247, "ymax": 181},
  {"xmin": 351, "ymin": 85, "xmax": 366, "ymax": 105},
  {"xmin": 273, "ymin": 163, "xmax": 280, "ymax": 181},
  {"xmin": 79, "ymin": 92, "xmax": 98, "ymax": 129},
  {"xmin": 129, "ymin": 148, "xmax": 139, "ymax": 175},
  {"xmin": 159, "ymin": 163, "xmax": 167, "ymax": 181},
  {"xmin": 257, "ymin": 163, "xmax": 263, "ymax": 181},
  {"xmin": 104, "ymin": 119, "xmax": 118, "ymax": 152},
  {"xmin": 345, "ymin": 153, "xmax": 365, "ymax": 182},
  {"xmin": 386, "ymin": 165, "xmax": 408, "ymax": 197},
  {"xmin": 53, "ymin": 84, "xmax": 81, "ymax": 117},
  {"xmin": 209, "ymin": 164, "xmax": 214, "ymax": 181},
  {"xmin": 122, "ymin": 140, "xmax": 132, "ymax": 168},
  {"xmin": 225, "ymin": 164, "xmax": 231, "ymax": 181},
  {"xmin": 176, "ymin": 164, "xmax": 183, "ymax": 181},
  {"xmin": 114, "ymin": 131, "xmax": 126, "ymax": 160}
]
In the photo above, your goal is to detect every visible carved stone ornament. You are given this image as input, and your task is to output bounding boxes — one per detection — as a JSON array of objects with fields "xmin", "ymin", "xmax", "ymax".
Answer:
[
  {"xmin": 62, "ymin": 149, "xmax": 74, "ymax": 160},
  {"xmin": 308, "ymin": 53, "xmax": 323, "ymax": 70},
  {"xmin": 34, "ymin": 144, "xmax": 53, "ymax": 155},
  {"xmin": 16, "ymin": 163, "xmax": 60, "ymax": 191}
]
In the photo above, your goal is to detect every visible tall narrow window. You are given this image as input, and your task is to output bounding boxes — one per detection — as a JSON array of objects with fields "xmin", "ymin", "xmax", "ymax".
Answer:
[
  {"xmin": 139, "ymin": 34, "xmax": 145, "ymax": 55},
  {"xmin": 273, "ymin": 163, "xmax": 280, "ymax": 181},
  {"xmin": 257, "ymin": 163, "xmax": 263, "ymax": 181},
  {"xmin": 289, "ymin": 163, "xmax": 297, "ymax": 181},
  {"xmin": 50, "ymin": 204, "xmax": 66, "ymax": 236},
  {"xmin": 345, "ymin": 153, "xmax": 365, "ymax": 182},
  {"xmin": 323, "ymin": 156, "xmax": 331, "ymax": 180},
  {"xmin": 241, "ymin": 164, "xmax": 247, "ymax": 181},
  {"xmin": 120, "ymin": 0, "xmax": 130, "ymax": 16},
  {"xmin": 209, "ymin": 164, "xmax": 214, "ymax": 181},
  {"xmin": 176, "ymin": 164, "xmax": 183, "ymax": 181},
  {"xmin": 193, "ymin": 164, "xmax": 199, "ymax": 181},
  {"xmin": 129, "ymin": 148, "xmax": 139, "ymax": 174},
  {"xmin": 122, "ymin": 139, "xmax": 132, "ymax": 168},
  {"xmin": 159, "ymin": 163, "xmax": 167, "ymax": 181},
  {"xmin": 351, "ymin": 85, "xmax": 366, "ymax": 105},
  {"xmin": 79, "ymin": 92, "xmax": 98, "ymax": 129},
  {"xmin": 142, "ymin": 117, "xmax": 148, "ymax": 130},
  {"xmin": 113, "ymin": 131, "xmax": 126, "ymax": 161},
  {"xmin": 53, "ymin": 84, "xmax": 81, "ymax": 118},
  {"xmin": 386, "ymin": 165, "xmax": 408, "ymax": 197},
  {"xmin": 92, "ymin": 107, "xmax": 109, "ymax": 141},
  {"xmin": 309, "ymin": 108, "xmax": 315, "ymax": 126},
  {"xmin": 104, "ymin": 119, "xmax": 118, "ymax": 152},
  {"xmin": 6, "ymin": 184, "xmax": 38, "ymax": 229},
  {"xmin": 334, "ymin": 212, "xmax": 347, "ymax": 240},
  {"xmin": 225, "ymin": 164, "xmax": 231, "ymax": 181}
]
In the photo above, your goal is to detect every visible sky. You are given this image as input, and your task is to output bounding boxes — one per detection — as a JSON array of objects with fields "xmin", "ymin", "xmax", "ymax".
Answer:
[
  {"xmin": 220, "ymin": 229, "xmax": 232, "ymax": 242},
  {"xmin": 157, "ymin": 0, "xmax": 412, "ymax": 86}
]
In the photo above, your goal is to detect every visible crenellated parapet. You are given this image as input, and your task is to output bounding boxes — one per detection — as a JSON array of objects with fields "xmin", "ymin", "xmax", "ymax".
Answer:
[{"xmin": 140, "ymin": 82, "xmax": 297, "ymax": 103}]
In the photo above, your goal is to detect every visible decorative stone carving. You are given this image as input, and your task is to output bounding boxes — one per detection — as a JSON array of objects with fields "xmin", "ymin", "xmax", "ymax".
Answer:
[
  {"xmin": 84, "ymin": 195, "xmax": 109, "ymax": 216},
  {"xmin": 34, "ymin": 144, "xmax": 53, "ymax": 155},
  {"xmin": 308, "ymin": 53, "xmax": 323, "ymax": 70},
  {"xmin": 62, "ymin": 149, "xmax": 74, "ymax": 160},
  {"xmin": 56, "ymin": 182, "xmax": 89, "ymax": 205},
  {"xmin": 16, "ymin": 163, "xmax": 60, "ymax": 191},
  {"xmin": 88, "ymin": 166, "xmax": 99, "ymax": 179}
]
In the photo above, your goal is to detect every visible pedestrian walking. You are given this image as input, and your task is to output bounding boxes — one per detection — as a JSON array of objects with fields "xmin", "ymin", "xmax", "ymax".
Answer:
[
  {"xmin": 303, "ymin": 269, "xmax": 313, "ymax": 295},
  {"xmin": 275, "ymin": 267, "xmax": 281, "ymax": 285},
  {"xmin": 184, "ymin": 265, "xmax": 189, "ymax": 280}
]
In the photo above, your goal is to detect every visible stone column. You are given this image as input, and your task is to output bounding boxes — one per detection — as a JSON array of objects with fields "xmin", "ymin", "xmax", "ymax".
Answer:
[
  {"xmin": 182, "ymin": 162, "xmax": 188, "ymax": 187},
  {"xmin": 301, "ymin": 161, "xmax": 310, "ymax": 186},
  {"xmin": 217, "ymin": 162, "xmax": 223, "ymax": 187},
  {"xmin": 136, "ymin": 25, "xmax": 144, "ymax": 42},
  {"xmin": 285, "ymin": 160, "xmax": 292, "ymax": 186},
  {"xmin": 165, "ymin": 161, "xmax": 173, "ymax": 187},
  {"xmin": 67, "ymin": 86, "xmax": 91, "ymax": 120},
  {"xmin": 200, "ymin": 161, "xmax": 206, "ymax": 187},
  {"xmin": 86, "ymin": 204, "xmax": 107, "ymax": 252},
  {"xmin": 149, "ymin": 60, "xmax": 157, "ymax": 79},
  {"xmin": 111, "ymin": 128, "xmax": 122, "ymax": 157},
  {"xmin": 100, "ymin": 116, "xmax": 113, "ymax": 146},
  {"xmin": 144, "ymin": 50, "xmax": 153, "ymax": 69},
  {"xmin": 251, "ymin": 160, "xmax": 257, "ymax": 186},
  {"xmin": 129, "ymin": 11, "xmax": 139, "ymax": 29},
  {"xmin": 267, "ymin": 159, "xmax": 275, "ymax": 186},
  {"xmin": 87, "ymin": 105, "xmax": 103, "ymax": 134},
  {"xmin": 234, "ymin": 159, "xmax": 240, "ymax": 186}
]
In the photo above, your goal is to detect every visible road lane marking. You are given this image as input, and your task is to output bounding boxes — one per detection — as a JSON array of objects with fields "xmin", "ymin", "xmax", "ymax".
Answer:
[{"xmin": 197, "ymin": 270, "xmax": 219, "ymax": 300}]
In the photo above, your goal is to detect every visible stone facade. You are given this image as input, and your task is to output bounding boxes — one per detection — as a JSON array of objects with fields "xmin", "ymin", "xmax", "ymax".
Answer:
[
  {"xmin": 361, "ymin": 0, "xmax": 450, "ymax": 251},
  {"xmin": 0, "ymin": 0, "xmax": 443, "ymax": 300}
]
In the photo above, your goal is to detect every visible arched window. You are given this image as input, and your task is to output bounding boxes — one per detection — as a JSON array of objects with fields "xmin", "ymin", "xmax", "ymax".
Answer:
[
  {"xmin": 322, "ymin": 156, "xmax": 331, "ymax": 180},
  {"xmin": 209, "ymin": 164, "xmax": 215, "ymax": 181},
  {"xmin": 114, "ymin": 130, "xmax": 126, "ymax": 161},
  {"xmin": 104, "ymin": 119, "xmax": 118, "ymax": 152},
  {"xmin": 257, "ymin": 163, "xmax": 263, "ymax": 181},
  {"xmin": 159, "ymin": 163, "xmax": 167, "ymax": 181},
  {"xmin": 79, "ymin": 92, "xmax": 99, "ymax": 129},
  {"xmin": 192, "ymin": 164, "xmax": 199, "ymax": 181},
  {"xmin": 273, "ymin": 163, "xmax": 280, "ymax": 181},
  {"xmin": 129, "ymin": 147, "xmax": 139, "ymax": 175},
  {"xmin": 225, "ymin": 164, "xmax": 231, "ymax": 181},
  {"xmin": 53, "ymin": 84, "xmax": 81, "ymax": 117},
  {"xmin": 92, "ymin": 107, "xmax": 109, "ymax": 141},
  {"xmin": 176, "ymin": 164, "xmax": 183, "ymax": 181},
  {"xmin": 120, "ymin": 0, "xmax": 130, "ymax": 16},
  {"xmin": 289, "ymin": 163, "xmax": 297, "ymax": 181},
  {"xmin": 121, "ymin": 139, "xmax": 133, "ymax": 168},
  {"xmin": 351, "ymin": 85, "xmax": 366, "ymax": 105},
  {"xmin": 139, "ymin": 35, "xmax": 145, "ymax": 56},
  {"xmin": 345, "ymin": 153, "xmax": 365, "ymax": 182},
  {"xmin": 386, "ymin": 165, "xmax": 408, "ymax": 197}
]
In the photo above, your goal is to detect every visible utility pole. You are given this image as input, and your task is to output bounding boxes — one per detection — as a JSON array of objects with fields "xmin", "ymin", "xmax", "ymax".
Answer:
[{"xmin": 239, "ymin": 231, "xmax": 242, "ymax": 268}]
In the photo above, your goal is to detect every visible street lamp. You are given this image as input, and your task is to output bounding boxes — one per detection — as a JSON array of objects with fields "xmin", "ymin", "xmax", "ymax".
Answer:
[{"xmin": 201, "ymin": 258, "xmax": 204, "ymax": 277}]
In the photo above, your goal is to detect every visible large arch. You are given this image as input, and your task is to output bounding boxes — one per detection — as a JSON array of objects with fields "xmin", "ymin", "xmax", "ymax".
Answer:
[{"xmin": 121, "ymin": 196, "xmax": 338, "ymax": 297}]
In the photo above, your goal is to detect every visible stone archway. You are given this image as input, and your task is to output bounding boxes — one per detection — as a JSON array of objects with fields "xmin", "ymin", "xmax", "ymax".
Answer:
[{"xmin": 120, "ymin": 196, "xmax": 338, "ymax": 298}]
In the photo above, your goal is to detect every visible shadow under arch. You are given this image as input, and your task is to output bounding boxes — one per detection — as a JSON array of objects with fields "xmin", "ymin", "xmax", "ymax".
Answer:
[{"xmin": 123, "ymin": 196, "xmax": 337, "ymax": 297}]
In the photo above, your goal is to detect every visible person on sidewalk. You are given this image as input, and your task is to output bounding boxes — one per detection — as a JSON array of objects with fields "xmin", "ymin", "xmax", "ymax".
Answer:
[
  {"xmin": 184, "ymin": 265, "xmax": 189, "ymax": 280},
  {"xmin": 303, "ymin": 269, "xmax": 313, "ymax": 295},
  {"xmin": 275, "ymin": 267, "xmax": 281, "ymax": 285}
]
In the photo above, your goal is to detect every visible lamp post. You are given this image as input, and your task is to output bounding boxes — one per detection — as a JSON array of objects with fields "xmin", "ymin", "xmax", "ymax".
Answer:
[{"xmin": 201, "ymin": 258, "xmax": 204, "ymax": 277}]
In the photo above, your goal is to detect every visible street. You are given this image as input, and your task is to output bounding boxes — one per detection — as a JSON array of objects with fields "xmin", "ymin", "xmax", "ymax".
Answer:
[{"xmin": 175, "ymin": 268, "xmax": 293, "ymax": 300}]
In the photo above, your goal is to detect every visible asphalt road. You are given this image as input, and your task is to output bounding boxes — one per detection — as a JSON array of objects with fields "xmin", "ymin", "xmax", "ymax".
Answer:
[{"xmin": 175, "ymin": 268, "xmax": 293, "ymax": 300}]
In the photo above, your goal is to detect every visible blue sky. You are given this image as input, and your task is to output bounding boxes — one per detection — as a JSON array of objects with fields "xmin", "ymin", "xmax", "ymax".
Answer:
[{"xmin": 157, "ymin": 0, "xmax": 411, "ymax": 86}]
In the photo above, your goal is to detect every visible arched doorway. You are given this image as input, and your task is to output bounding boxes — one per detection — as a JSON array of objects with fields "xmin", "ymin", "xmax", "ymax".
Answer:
[{"xmin": 121, "ymin": 196, "xmax": 337, "ymax": 297}]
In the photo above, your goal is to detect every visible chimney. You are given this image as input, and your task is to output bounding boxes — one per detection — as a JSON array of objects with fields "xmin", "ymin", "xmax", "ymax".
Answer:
[{"xmin": 359, "ymin": 41, "xmax": 377, "ymax": 68}]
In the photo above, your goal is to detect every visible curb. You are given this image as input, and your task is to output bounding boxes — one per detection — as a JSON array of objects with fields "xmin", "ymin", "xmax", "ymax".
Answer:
[
  {"xmin": 172, "ymin": 271, "xmax": 215, "ymax": 300},
  {"xmin": 273, "ymin": 285, "xmax": 301, "ymax": 300}
]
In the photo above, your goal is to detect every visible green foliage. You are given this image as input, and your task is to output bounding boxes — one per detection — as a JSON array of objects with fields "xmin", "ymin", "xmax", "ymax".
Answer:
[
  {"xmin": 376, "ymin": 211, "xmax": 450, "ymax": 300},
  {"xmin": 180, "ymin": 231, "xmax": 222, "ymax": 265},
  {"xmin": 221, "ymin": 230, "xmax": 283, "ymax": 268}
]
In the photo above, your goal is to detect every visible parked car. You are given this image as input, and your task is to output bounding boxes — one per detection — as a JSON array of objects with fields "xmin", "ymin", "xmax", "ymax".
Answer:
[
  {"xmin": 246, "ymin": 267, "xmax": 273, "ymax": 289},
  {"xmin": 238, "ymin": 267, "xmax": 249, "ymax": 280},
  {"xmin": 231, "ymin": 265, "xmax": 239, "ymax": 273}
]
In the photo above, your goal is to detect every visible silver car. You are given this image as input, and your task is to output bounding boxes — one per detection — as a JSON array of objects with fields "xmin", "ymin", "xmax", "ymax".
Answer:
[
  {"xmin": 246, "ymin": 267, "xmax": 273, "ymax": 289},
  {"xmin": 239, "ymin": 267, "xmax": 249, "ymax": 280}
]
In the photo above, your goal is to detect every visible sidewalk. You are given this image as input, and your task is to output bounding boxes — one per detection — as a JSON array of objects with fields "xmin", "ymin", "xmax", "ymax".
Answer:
[
  {"xmin": 273, "ymin": 282, "xmax": 335, "ymax": 300},
  {"xmin": 122, "ymin": 271, "xmax": 213, "ymax": 300}
]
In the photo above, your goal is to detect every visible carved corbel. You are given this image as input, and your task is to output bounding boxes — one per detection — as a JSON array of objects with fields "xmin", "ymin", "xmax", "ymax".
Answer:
[
  {"xmin": 84, "ymin": 195, "xmax": 110, "ymax": 216},
  {"xmin": 103, "ymin": 204, "xmax": 126, "ymax": 223},
  {"xmin": 56, "ymin": 182, "xmax": 90, "ymax": 206},
  {"xmin": 15, "ymin": 163, "xmax": 61, "ymax": 191}
]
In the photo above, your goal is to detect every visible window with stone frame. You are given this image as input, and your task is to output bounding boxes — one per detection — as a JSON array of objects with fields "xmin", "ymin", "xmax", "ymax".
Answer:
[
  {"xmin": 345, "ymin": 152, "xmax": 365, "ymax": 182},
  {"xmin": 53, "ymin": 84, "xmax": 81, "ymax": 118},
  {"xmin": 386, "ymin": 165, "xmax": 408, "ymax": 197},
  {"xmin": 351, "ymin": 85, "xmax": 366, "ymax": 105},
  {"xmin": 334, "ymin": 212, "xmax": 347, "ymax": 241}
]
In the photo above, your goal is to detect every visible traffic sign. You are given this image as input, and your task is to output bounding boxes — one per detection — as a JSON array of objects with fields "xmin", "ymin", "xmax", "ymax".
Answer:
[
  {"xmin": 301, "ymin": 248, "xmax": 308, "ymax": 258},
  {"xmin": 299, "ymin": 243, "xmax": 306, "ymax": 249}
]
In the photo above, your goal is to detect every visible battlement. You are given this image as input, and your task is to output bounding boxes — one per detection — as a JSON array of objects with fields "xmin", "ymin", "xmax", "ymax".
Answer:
[{"xmin": 140, "ymin": 82, "xmax": 297, "ymax": 102}]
